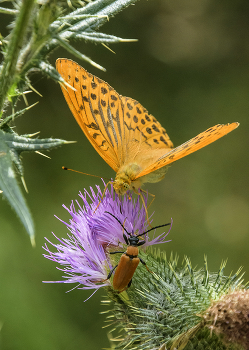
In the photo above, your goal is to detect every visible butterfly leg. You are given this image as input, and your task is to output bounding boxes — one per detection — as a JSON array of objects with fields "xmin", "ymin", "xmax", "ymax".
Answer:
[
  {"xmin": 93, "ymin": 181, "xmax": 113, "ymax": 214},
  {"xmin": 140, "ymin": 188, "xmax": 155, "ymax": 210},
  {"xmin": 134, "ymin": 189, "xmax": 152, "ymax": 228}
]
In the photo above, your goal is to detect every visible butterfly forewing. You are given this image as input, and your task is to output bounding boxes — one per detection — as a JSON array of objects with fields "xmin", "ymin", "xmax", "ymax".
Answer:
[
  {"xmin": 56, "ymin": 59, "xmax": 127, "ymax": 171},
  {"xmin": 136, "ymin": 122, "xmax": 239, "ymax": 178}
]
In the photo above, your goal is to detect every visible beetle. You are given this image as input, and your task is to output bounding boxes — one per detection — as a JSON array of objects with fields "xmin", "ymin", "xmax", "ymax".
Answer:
[{"xmin": 105, "ymin": 211, "xmax": 171, "ymax": 292}]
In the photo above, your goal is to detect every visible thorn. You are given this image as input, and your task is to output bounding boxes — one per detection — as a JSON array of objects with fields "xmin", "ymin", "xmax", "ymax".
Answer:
[
  {"xmin": 30, "ymin": 235, "xmax": 36, "ymax": 248},
  {"xmin": 102, "ymin": 43, "xmax": 116, "ymax": 54},
  {"xmin": 35, "ymin": 151, "xmax": 51, "ymax": 159},
  {"xmin": 64, "ymin": 140, "xmax": 77, "ymax": 144},
  {"xmin": 21, "ymin": 176, "xmax": 28, "ymax": 193},
  {"xmin": 59, "ymin": 80, "xmax": 77, "ymax": 91},
  {"xmin": 120, "ymin": 39, "xmax": 138, "ymax": 42},
  {"xmin": 22, "ymin": 93, "xmax": 28, "ymax": 106},
  {"xmin": 26, "ymin": 101, "xmax": 39, "ymax": 110},
  {"xmin": 28, "ymin": 83, "xmax": 43, "ymax": 97},
  {"xmin": 91, "ymin": 61, "xmax": 106, "ymax": 72},
  {"xmin": 22, "ymin": 90, "xmax": 33, "ymax": 95},
  {"xmin": 27, "ymin": 131, "xmax": 40, "ymax": 137}
]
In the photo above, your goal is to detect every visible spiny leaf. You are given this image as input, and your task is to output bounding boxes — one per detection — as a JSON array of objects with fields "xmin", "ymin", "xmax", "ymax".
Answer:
[
  {"xmin": 0, "ymin": 129, "xmax": 73, "ymax": 240},
  {"xmin": 0, "ymin": 135, "xmax": 34, "ymax": 243}
]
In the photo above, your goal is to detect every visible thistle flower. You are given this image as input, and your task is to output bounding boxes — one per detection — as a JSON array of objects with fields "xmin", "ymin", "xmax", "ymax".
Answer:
[{"xmin": 43, "ymin": 184, "xmax": 171, "ymax": 295}]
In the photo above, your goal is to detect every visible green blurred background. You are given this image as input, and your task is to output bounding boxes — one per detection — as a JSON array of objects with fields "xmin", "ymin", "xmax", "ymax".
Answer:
[{"xmin": 1, "ymin": 0, "xmax": 249, "ymax": 349}]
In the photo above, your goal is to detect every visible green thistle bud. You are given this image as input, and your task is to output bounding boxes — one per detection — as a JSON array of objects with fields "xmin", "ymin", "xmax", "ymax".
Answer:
[{"xmin": 103, "ymin": 250, "xmax": 246, "ymax": 350}]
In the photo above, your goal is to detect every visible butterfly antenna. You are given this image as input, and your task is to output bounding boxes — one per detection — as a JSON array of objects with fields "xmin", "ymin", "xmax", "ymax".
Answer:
[{"xmin": 62, "ymin": 166, "xmax": 110, "ymax": 181}]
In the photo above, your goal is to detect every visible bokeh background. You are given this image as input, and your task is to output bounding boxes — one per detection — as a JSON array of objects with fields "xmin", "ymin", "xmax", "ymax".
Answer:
[{"xmin": 1, "ymin": 0, "xmax": 249, "ymax": 349}]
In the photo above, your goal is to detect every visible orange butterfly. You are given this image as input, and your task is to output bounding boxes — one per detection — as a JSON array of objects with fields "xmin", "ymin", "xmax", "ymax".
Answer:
[{"xmin": 56, "ymin": 58, "xmax": 239, "ymax": 196}]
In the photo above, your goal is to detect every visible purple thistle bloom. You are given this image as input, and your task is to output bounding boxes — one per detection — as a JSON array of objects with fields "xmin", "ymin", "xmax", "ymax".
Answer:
[{"xmin": 43, "ymin": 183, "xmax": 172, "ymax": 295}]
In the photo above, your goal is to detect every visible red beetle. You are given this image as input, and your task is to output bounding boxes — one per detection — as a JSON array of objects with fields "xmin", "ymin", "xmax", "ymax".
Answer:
[{"xmin": 106, "ymin": 212, "xmax": 170, "ymax": 292}]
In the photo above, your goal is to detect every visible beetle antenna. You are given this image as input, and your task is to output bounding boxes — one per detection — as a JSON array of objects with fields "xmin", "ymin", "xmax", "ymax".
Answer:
[
  {"xmin": 105, "ymin": 211, "xmax": 131, "ymax": 236},
  {"xmin": 136, "ymin": 222, "xmax": 171, "ymax": 238}
]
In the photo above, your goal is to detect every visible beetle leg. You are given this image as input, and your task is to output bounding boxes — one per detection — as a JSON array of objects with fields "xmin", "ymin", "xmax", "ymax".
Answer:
[
  {"xmin": 139, "ymin": 257, "xmax": 153, "ymax": 273},
  {"xmin": 109, "ymin": 251, "xmax": 125, "ymax": 255},
  {"xmin": 106, "ymin": 264, "xmax": 118, "ymax": 280}
]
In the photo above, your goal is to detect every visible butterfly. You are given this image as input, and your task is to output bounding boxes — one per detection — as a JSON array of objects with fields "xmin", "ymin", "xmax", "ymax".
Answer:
[{"xmin": 56, "ymin": 58, "xmax": 239, "ymax": 197}]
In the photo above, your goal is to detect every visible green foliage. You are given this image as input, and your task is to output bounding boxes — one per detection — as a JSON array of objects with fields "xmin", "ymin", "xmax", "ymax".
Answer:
[
  {"xmin": 0, "ymin": 0, "xmax": 138, "ymax": 240},
  {"xmin": 0, "ymin": 128, "xmax": 71, "ymax": 242}
]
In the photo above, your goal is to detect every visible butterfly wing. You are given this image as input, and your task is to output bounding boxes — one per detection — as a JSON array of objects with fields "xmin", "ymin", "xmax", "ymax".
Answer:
[
  {"xmin": 56, "ymin": 58, "xmax": 127, "ymax": 172},
  {"xmin": 121, "ymin": 96, "xmax": 173, "ymax": 150},
  {"xmin": 135, "ymin": 122, "xmax": 239, "ymax": 179}
]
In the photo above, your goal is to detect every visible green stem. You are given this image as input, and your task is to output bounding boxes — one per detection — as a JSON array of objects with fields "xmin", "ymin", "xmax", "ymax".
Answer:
[{"xmin": 0, "ymin": 0, "xmax": 35, "ymax": 112}]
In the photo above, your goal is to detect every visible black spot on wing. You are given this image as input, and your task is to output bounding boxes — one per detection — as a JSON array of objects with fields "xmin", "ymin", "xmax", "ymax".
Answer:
[
  {"xmin": 127, "ymin": 103, "xmax": 133, "ymax": 110},
  {"xmin": 160, "ymin": 136, "xmax": 168, "ymax": 145},
  {"xmin": 91, "ymin": 81, "xmax": 97, "ymax": 89},
  {"xmin": 85, "ymin": 122, "xmax": 99, "ymax": 130},
  {"xmin": 101, "ymin": 87, "xmax": 108, "ymax": 94},
  {"xmin": 152, "ymin": 124, "xmax": 160, "ymax": 133},
  {"xmin": 133, "ymin": 115, "xmax": 138, "ymax": 123}
]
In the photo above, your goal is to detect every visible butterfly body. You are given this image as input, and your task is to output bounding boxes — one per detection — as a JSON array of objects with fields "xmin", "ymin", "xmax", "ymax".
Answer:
[
  {"xmin": 56, "ymin": 58, "xmax": 239, "ymax": 195},
  {"xmin": 113, "ymin": 162, "xmax": 169, "ymax": 195}
]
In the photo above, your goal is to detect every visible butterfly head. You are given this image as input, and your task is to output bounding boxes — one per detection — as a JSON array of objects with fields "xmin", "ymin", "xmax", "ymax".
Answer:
[
  {"xmin": 113, "ymin": 164, "xmax": 142, "ymax": 195},
  {"xmin": 113, "ymin": 177, "xmax": 131, "ymax": 195}
]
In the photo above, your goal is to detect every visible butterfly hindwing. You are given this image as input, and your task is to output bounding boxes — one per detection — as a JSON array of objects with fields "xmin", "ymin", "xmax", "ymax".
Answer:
[{"xmin": 121, "ymin": 96, "xmax": 173, "ymax": 151}]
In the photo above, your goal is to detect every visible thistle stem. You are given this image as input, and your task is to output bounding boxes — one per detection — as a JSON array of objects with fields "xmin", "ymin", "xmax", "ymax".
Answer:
[{"xmin": 0, "ymin": 0, "xmax": 35, "ymax": 112}]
